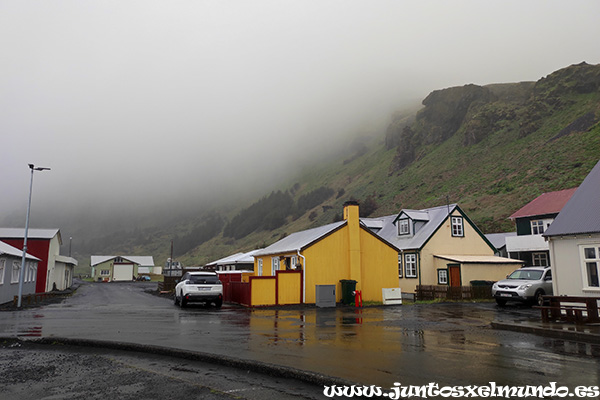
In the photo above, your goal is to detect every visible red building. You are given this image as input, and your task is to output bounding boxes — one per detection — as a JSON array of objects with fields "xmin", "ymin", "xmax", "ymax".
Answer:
[{"xmin": 0, "ymin": 228, "xmax": 77, "ymax": 293}]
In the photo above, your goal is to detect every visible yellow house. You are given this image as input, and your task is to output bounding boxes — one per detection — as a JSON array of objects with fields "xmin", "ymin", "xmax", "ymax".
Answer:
[
  {"xmin": 252, "ymin": 202, "xmax": 400, "ymax": 304},
  {"xmin": 362, "ymin": 204, "xmax": 523, "ymax": 294}
]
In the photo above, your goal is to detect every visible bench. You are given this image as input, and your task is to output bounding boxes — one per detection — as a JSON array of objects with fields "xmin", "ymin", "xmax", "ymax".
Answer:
[{"xmin": 535, "ymin": 296, "xmax": 600, "ymax": 324}]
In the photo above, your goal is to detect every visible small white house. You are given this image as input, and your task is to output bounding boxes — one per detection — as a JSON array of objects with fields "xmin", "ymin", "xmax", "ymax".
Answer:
[
  {"xmin": 545, "ymin": 160, "xmax": 600, "ymax": 297},
  {"xmin": 0, "ymin": 241, "xmax": 40, "ymax": 304}
]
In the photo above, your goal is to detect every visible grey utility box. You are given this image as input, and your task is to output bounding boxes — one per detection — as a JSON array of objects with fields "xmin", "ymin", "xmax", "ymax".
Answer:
[{"xmin": 315, "ymin": 285, "xmax": 336, "ymax": 308}]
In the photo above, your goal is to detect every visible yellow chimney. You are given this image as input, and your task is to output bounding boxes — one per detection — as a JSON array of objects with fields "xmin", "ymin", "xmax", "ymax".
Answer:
[{"xmin": 343, "ymin": 201, "xmax": 361, "ymax": 286}]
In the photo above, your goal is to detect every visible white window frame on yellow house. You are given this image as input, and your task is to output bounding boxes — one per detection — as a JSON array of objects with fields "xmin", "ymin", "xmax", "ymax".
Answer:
[
  {"xmin": 271, "ymin": 257, "xmax": 279, "ymax": 276},
  {"xmin": 437, "ymin": 268, "xmax": 448, "ymax": 285},
  {"xmin": 405, "ymin": 253, "xmax": 417, "ymax": 278},
  {"xmin": 451, "ymin": 216, "xmax": 464, "ymax": 237},
  {"xmin": 398, "ymin": 254, "xmax": 403, "ymax": 278},
  {"xmin": 257, "ymin": 259, "xmax": 263, "ymax": 276}
]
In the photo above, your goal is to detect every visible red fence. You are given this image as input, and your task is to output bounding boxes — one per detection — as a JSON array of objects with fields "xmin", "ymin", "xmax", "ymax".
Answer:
[{"xmin": 229, "ymin": 281, "xmax": 251, "ymax": 306}]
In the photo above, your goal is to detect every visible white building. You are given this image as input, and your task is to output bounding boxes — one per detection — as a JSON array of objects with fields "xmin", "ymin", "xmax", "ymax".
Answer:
[{"xmin": 545, "ymin": 160, "xmax": 600, "ymax": 297}]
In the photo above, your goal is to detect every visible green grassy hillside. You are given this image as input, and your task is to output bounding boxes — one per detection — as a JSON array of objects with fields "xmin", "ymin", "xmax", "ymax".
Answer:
[{"xmin": 75, "ymin": 63, "xmax": 600, "ymax": 272}]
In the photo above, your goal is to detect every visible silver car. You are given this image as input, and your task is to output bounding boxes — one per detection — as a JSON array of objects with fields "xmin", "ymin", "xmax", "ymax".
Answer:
[{"xmin": 492, "ymin": 266, "xmax": 552, "ymax": 306}]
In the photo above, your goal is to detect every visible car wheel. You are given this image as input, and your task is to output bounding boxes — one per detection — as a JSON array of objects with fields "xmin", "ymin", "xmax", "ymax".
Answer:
[
  {"xmin": 174, "ymin": 293, "xmax": 179, "ymax": 306},
  {"xmin": 180, "ymin": 293, "xmax": 187, "ymax": 308},
  {"xmin": 495, "ymin": 298, "xmax": 507, "ymax": 307},
  {"xmin": 214, "ymin": 298, "xmax": 223, "ymax": 309},
  {"xmin": 534, "ymin": 290, "xmax": 545, "ymax": 307}
]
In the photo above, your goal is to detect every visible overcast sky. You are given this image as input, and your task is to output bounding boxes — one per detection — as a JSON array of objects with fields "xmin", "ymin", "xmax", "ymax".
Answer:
[{"xmin": 1, "ymin": 1, "xmax": 599, "ymax": 223}]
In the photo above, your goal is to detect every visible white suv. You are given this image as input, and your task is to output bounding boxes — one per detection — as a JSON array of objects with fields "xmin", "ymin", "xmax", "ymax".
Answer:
[
  {"xmin": 492, "ymin": 266, "xmax": 552, "ymax": 306},
  {"xmin": 174, "ymin": 272, "xmax": 223, "ymax": 308}
]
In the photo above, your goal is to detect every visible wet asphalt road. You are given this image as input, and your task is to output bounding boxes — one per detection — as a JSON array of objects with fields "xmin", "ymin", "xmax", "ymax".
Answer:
[{"xmin": 1, "ymin": 281, "xmax": 599, "ymax": 392}]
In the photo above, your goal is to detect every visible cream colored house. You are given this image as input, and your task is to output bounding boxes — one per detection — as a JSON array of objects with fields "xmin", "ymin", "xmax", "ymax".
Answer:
[
  {"xmin": 363, "ymin": 204, "xmax": 523, "ymax": 294},
  {"xmin": 91, "ymin": 255, "xmax": 156, "ymax": 282}
]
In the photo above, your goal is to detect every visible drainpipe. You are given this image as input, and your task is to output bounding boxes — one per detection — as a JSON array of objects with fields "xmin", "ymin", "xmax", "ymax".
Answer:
[
  {"xmin": 418, "ymin": 250, "xmax": 422, "ymax": 287},
  {"xmin": 297, "ymin": 250, "xmax": 306, "ymax": 303}
]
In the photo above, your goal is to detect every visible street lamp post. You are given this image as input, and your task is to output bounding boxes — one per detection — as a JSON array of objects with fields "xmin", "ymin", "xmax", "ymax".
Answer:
[{"xmin": 17, "ymin": 164, "xmax": 50, "ymax": 308}]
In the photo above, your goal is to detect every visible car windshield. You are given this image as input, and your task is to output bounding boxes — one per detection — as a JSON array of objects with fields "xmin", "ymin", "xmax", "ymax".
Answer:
[
  {"xmin": 188, "ymin": 275, "xmax": 220, "ymax": 284},
  {"xmin": 507, "ymin": 270, "xmax": 543, "ymax": 280}
]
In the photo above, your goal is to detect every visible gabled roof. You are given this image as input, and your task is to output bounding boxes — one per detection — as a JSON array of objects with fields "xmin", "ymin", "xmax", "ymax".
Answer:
[
  {"xmin": 253, "ymin": 221, "xmax": 347, "ymax": 257},
  {"xmin": 372, "ymin": 204, "xmax": 457, "ymax": 250},
  {"xmin": 509, "ymin": 188, "xmax": 577, "ymax": 220},
  {"xmin": 544, "ymin": 160, "xmax": 600, "ymax": 237},
  {"xmin": 0, "ymin": 241, "xmax": 41, "ymax": 261},
  {"xmin": 91, "ymin": 255, "xmax": 155, "ymax": 267},
  {"xmin": 0, "ymin": 228, "xmax": 61, "ymax": 244},
  {"xmin": 369, "ymin": 204, "xmax": 495, "ymax": 252}
]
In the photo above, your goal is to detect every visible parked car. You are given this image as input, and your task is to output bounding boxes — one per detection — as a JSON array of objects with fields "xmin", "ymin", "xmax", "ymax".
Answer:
[
  {"xmin": 492, "ymin": 266, "xmax": 552, "ymax": 306},
  {"xmin": 174, "ymin": 271, "xmax": 223, "ymax": 308}
]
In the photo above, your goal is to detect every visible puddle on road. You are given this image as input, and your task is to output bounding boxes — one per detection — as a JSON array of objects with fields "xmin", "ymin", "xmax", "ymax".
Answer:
[{"xmin": 543, "ymin": 339, "xmax": 600, "ymax": 358}]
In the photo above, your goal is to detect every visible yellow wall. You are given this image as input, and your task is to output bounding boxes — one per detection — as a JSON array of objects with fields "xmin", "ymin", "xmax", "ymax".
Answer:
[
  {"xmin": 251, "ymin": 278, "xmax": 276, "ymax": 306},
  {"xmin": 461, "ymin": 263, "xmax": 521, "ymax": 284},
  {"xmin": 277, "ymin": 272, "xmax": 302, "ymax": 305},
  {"xmin": 303, "ymin": 225, "xmax": 351, "ymax": 303},
  {"xmin": 359, "ymin": 229, "xmax": 400, "ymax": 302},
  {"xmin": 431, "ymin": 257, "xmax": 521, "ymax": 285}
]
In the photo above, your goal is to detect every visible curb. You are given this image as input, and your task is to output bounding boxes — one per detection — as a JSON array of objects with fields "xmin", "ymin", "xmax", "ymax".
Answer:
[
  {"xmin": 491, "ymin": 321, "xmax": 600, "ymax": 344},
  {"xmin": 0, "ymin": 336, "xmax": 353, "ymax": 388}
]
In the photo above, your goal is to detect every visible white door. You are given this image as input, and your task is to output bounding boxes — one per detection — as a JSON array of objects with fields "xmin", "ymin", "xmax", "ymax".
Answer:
[{"xmin": 113, "ymin": 263, "xmax": 134, "ymax": 281}]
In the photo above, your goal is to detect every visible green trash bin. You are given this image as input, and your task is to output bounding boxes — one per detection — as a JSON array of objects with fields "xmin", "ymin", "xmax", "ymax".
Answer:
[{"xmin": 339, "ymin": 279, "xmax": 357, "ymax": 305}]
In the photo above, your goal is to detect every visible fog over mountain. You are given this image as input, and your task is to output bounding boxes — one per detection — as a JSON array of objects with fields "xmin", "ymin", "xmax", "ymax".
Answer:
[{"xmin": 2, "ymin": 1, "xmax": 599, "ymax": 233}]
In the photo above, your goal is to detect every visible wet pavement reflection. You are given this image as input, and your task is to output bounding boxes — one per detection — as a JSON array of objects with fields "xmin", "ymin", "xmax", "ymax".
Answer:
[{"xmin": 1, "ymin": 281, "xmax": 598, "ymax": 388}]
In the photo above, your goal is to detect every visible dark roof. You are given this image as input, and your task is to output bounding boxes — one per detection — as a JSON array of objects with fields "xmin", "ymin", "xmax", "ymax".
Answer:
[
  {"xmin": 544, "ymin": 160, "xmax": 600, "ymax": 237},
  {"xmin": 509, "ymin": 188, "xmax": 577, "ymax": 219}
]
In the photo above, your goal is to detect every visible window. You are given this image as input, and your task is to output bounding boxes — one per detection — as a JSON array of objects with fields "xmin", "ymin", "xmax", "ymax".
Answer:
[
  {"xmin": 531, "ymin": 220, "xmax": 545, "ymax": 235},
  {"xmin": 101, "ymin": 270, "xmax": 110, "ymax": 276},
  {"xmin": 0, "ymin": 259, "xmax": 5, "ymax": 284},
  {"xmin": 398, "ymin": 254, "xmax": 403, "ymax": 278},
  {"xmin": 398, "ymin": 219, "xmax": 410, "ymax": 235},
  {"xmin": 532, "ymin": 252, "xmax": 549, "ymax": 267},
  {"xmin": 271, "ymin": 257, "xmax": 279, "ymax": 276},
  {"xmin": 451, "ymin": 217, "xmax": 464, "ymax": 237},
  {"xmin": 438, "ymin": 269, "xmax": 448, "ymax": 285},
  {"xmin": 405, "ymin": 254, "xmax": 417, "ymax": 278},
  {"xmin": 25, "ymin": 262, "xmax": 31, "ymax": 282},
  {"xmin": 257, "ymin": 259, "xmax": 263, "ymax": 276},
  {"xmin": 582, "ymin": 246, "xmax": 600, "ymax": 288},
  {"xmin": 11, "ymin": 261, "xmax": 21, "ymax": 283},
  {"xmin": 290, "ymin": 256, "xmax": 297, "ymax": 270}
]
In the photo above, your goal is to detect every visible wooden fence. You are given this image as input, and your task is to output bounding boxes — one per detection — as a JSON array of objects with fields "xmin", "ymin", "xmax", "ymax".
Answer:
[
  {"xmin": 416, "ymin": 284, "xmax": 492, "ymax": 301},
  {"xmin": 157, "ymin": 276, "xmax": 179, "ymax": 292}
]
